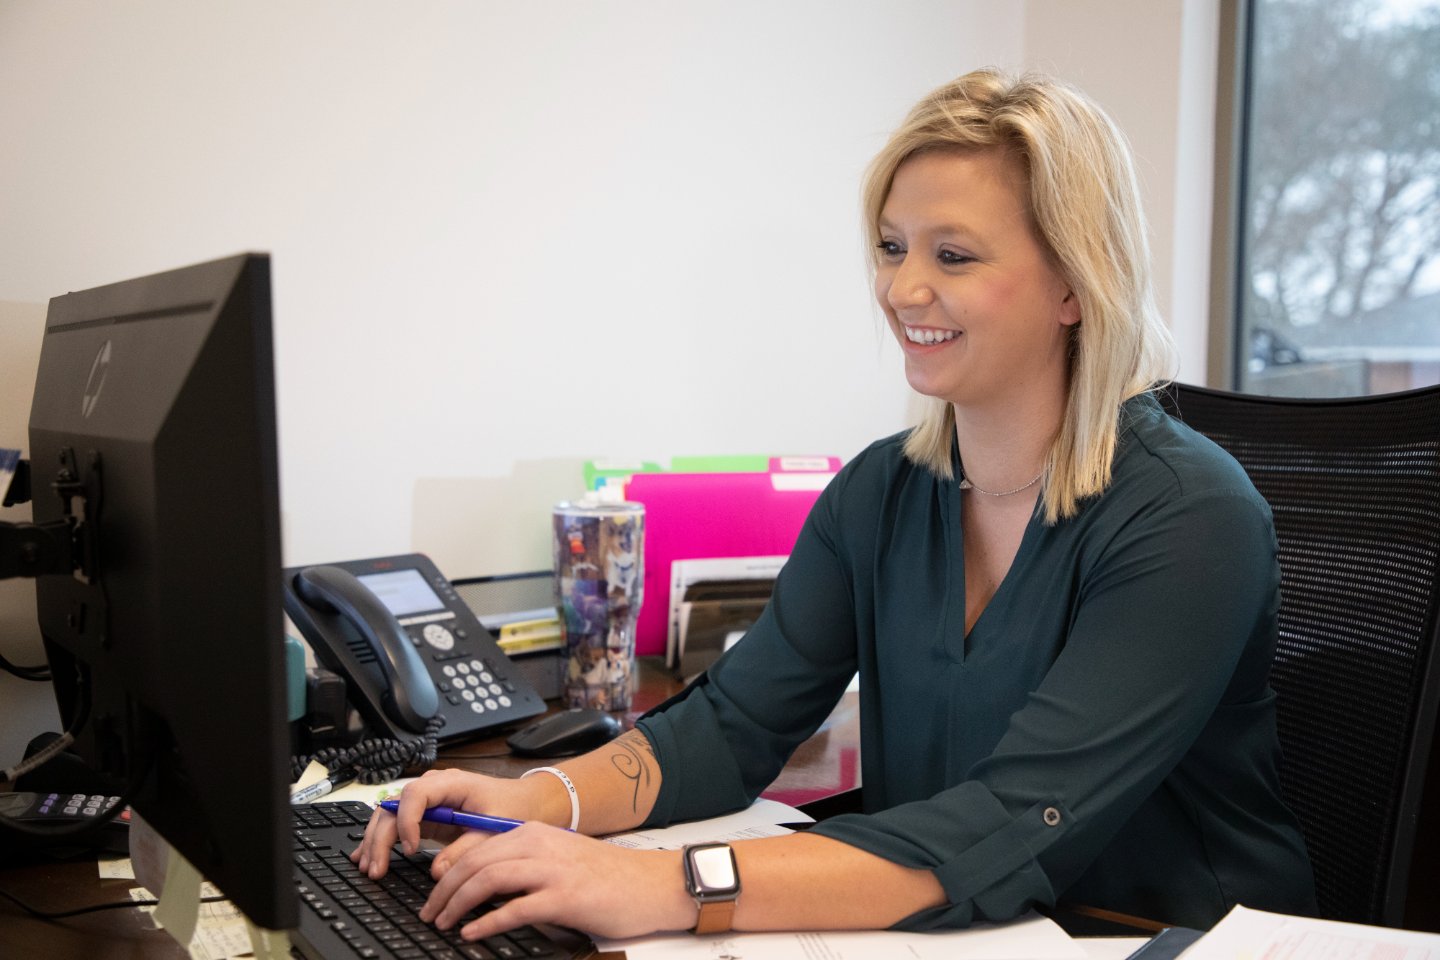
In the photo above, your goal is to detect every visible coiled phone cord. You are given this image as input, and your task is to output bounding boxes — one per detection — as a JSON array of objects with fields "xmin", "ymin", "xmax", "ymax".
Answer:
[{"xmin": 290, "ymin": 715, "xmax": 443, "ymax": 786}]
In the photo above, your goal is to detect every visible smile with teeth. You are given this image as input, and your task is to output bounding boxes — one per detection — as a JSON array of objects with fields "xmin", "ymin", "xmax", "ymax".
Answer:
[{"xmin": 903, "ymin": 326, "xmax": 962, "ymax": 345}]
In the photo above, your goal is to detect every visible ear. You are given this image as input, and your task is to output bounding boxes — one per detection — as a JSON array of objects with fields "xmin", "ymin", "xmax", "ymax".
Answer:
[{"xmin": 1058, "ymin": 290, "xmax": 1081, "ymax": 327}]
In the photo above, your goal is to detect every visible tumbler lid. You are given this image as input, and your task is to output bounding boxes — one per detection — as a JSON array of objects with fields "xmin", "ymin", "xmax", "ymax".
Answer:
[{"xmin": 553, "ymin": 497, "xmax": 644, "ymax": 517}]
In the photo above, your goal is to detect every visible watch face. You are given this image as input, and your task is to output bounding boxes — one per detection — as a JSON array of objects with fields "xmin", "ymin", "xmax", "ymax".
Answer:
[{"xmin": 688, "ymin": 844, "xmax": 739, "ymax": 896}]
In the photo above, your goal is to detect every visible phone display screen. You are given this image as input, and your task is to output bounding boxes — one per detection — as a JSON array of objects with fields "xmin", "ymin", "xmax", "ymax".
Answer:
[{"xmin": 356, "ymin": 569, "xmax": 445, "ymax": 617}]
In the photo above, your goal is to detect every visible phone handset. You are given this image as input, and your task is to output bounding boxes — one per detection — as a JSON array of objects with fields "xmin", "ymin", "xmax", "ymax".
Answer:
[{"xmin": 293, "ymin": 565, "xmax": 439, "ymax": 733}]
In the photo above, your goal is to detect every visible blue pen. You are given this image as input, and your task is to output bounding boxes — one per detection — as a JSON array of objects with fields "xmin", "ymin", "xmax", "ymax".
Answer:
[{"xmin": 378, "ymin": 799, "xmax": 526, "ymax": 833}]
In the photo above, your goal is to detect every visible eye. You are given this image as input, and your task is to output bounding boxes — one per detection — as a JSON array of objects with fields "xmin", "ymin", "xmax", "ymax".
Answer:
[
  {"xmin": 938, "ymin": 248, "xmax": 976, "ymax": 266},
  {"xmin": 875, "ymin": 239, "xmax": 905, "ymax": 260}
]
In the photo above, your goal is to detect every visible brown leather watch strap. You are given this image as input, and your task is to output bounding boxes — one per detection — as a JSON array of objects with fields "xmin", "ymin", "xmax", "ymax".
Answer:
[{"xmin": 693, "ymin": 897, "xmax": 737, "ymax": 935}]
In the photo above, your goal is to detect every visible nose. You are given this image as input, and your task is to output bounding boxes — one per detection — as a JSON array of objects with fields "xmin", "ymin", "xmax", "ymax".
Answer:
[{"xmin": 882, "ymin": 256, "xmax": 935, "ymax": 313}]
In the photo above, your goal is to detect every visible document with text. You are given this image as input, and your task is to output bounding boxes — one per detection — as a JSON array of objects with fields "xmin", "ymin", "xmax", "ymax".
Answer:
[
  {"xmin": 595, "ymin": 910, "xmax": 1086, "ymax": 960},
  {"xmin": 1184, "ymin": 905, "xmax": 1438, "ymax": 960},
  {"xmin": 602, "ymin": 798, "xmax": 813, "ymax": 850}
]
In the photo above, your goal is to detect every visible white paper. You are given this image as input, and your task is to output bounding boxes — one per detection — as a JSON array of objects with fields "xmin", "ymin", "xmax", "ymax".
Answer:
[
  {"xmin": 603, "ymin": 798, "xmax": 814, "ymax": 850},
  {"xmin": 1183, "ymin": 905, "xmax": 1439, "ymax": 960},
  {"xmin": 669, "ymin": 555, "xmax": 788, "ymax": 664},
  {"xmin": 129, "ymin": 884, "xmax": 252, "ymax": 960},
  {"xmin": 770, "ymin": 472, "xmax": 834, "ymax": 492},
  {"xmin": 245, "ymin": 921, "xmax": 292, "ymax": 960},
  {"xmin": 1082, "ymin": 937, "xmax": 1151, "ymax": 960},
  {"xmin": 596, "ymin": 910, "xmax": 1087, "ymax": 960},
  {"xmin": 98, "ymin": 855, "xmax": 135, "ymax": 880},
  {"xmin": 311, "ymin": 776, "xmax": 416, "ymax": 806}
]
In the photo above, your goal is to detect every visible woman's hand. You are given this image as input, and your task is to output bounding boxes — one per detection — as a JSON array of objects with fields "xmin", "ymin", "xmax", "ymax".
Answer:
[
  {"xmin": 350, "ymin": 768, "xmax": 549, "ymax": 879},
  {"xmin": 420, "ymin": 823, "xmax": 694, "ymax": 941}
]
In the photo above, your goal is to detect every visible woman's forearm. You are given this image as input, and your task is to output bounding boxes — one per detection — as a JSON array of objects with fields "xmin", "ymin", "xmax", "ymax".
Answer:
[
  {"xmin": 726, "ymin": 832, "xmax": 946, "ymax": 931},
  {"xmin": 528, "ymin": 728, "xmax": 664, "ymax": 835},
  {"xmin": 524, "ymin": 731, "xmax": 946, "ymax": 932}
]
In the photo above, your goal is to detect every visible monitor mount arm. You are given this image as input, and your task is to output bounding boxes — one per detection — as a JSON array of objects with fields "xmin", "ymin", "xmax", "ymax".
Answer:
[{"xmin": 0, "ymin": 448, "xmax": 101, "ymax": 583}]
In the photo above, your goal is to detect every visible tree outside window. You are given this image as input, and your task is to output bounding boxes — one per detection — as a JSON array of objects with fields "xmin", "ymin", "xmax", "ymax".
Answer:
[{"xmin": 1239, "ymin": 0, "xmax": 1440, "ymax": 396}]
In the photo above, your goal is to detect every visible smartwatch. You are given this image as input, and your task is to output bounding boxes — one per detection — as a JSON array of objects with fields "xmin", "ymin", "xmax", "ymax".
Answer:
[{"xmin": 682, "ymin": 842, "xmax": 741, "ymax": 934}]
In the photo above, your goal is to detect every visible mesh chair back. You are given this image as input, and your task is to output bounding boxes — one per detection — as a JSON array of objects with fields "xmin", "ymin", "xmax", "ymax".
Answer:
[{"xmin": 1161, "ymin": 383, "xmax": 1440, "ymax": 926}]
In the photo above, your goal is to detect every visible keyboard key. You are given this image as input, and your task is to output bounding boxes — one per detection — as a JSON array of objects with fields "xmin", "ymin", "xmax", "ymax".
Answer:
[
  {"xmin": 294, "ymin": 802, "xmax": 569, "ymax": 960},
  {"xmin": 509, "ymin": 931, "xmax": 564, "ymax": 958},
  {"xmin": 482, "ymin": 938, "xmax": 525, "ymax": 960}
]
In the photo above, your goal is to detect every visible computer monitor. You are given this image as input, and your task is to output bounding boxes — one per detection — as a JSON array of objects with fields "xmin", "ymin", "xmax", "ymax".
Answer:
[{"xmin": 25, "ymin": 253, "xmax": 294, "ymax": 931}]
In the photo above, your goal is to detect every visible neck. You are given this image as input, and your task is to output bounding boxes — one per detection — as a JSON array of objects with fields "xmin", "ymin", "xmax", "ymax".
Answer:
[{"xmin": 952, "ymin": 378, "xmax": 1068, "ymax": 495}]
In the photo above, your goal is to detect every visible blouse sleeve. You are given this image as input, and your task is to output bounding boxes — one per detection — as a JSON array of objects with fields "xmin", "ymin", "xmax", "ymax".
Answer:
[
  {"xmin": 808, "ymin": 486, "xmax": 1279, "ymax": 929},
  {"xmin": 635, "ymin": 459, "xmax": 864, "ymax": 828}
]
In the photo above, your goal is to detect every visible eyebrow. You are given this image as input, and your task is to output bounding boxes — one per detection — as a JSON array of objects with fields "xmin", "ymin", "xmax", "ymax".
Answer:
[{"xmin": 876, "ymin": 217, "xmax": 987, "ymax": 245}]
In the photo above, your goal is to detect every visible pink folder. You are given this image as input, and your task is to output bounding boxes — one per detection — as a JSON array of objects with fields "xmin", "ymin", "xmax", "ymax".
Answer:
[{"xmin": 625, "ymin": 458, "xmax": 839, "ymax": 657}]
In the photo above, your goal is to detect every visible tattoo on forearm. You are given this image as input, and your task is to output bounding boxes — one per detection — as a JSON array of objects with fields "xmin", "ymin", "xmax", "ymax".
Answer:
[{"xmin": 609, "ymin": 731, "xmax": 654, "ymax": 812}]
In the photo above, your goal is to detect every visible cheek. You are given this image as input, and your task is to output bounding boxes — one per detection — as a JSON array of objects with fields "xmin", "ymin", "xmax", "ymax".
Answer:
[
  {"xmin": 969, "ymin": 277, "xmax": 1058, "ymax": 338},
  {"xmin": 968, "ymin": 275, "xmax": 1021, "ymax": 315}
]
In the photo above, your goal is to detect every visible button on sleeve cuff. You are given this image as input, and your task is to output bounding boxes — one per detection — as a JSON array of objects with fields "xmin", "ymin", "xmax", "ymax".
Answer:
[{"xmin": 808, "ymin": 784, "xmax": 1070, "ymax": 927}]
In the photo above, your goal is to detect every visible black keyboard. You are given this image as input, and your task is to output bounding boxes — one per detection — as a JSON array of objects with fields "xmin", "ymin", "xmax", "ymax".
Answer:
[{"xmin": 289, "ymin": 801, "xmax": 587, "ymax": 960}]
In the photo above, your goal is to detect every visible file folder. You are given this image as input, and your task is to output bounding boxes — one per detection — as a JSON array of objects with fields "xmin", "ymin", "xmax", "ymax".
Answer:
[{"xmin": 624, "ymin": 457, "xmax": 838, "ymax": 657}]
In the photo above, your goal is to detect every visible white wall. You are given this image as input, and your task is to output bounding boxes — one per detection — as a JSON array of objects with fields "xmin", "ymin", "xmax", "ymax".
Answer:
[
  {"xmin": 0, "ymin": 2, "xmax": 1220, "ymax": 759},
  {"xmin": 0, "ymin": 0, "xmax": 1023, "ymax": 580},
  {"xmin": 1024, "ymin": 0, "xmax": 1220, "ymax": 386},
  {"xmin": 0, "ymin": 0, "xmax": 1020, "ymax": 761}
]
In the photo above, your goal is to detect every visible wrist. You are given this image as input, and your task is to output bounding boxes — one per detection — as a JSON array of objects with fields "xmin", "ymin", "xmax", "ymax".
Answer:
[
  {"xmin": 520, "ymin": 766, "xmax": 580, "ymax": 830},
  {"xmin": 683, "ymin": 842, "xmax": 741, "ymax": 934},
  {"xmin": 658, "ymin": 850, "xmax": 701, "ymax": 932}
]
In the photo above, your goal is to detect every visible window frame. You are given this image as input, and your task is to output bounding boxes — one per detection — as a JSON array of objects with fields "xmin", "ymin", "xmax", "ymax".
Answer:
[
  {"xmin": 1213, "ymin": 0, "xmax": 1440, "ymax": 397},
  {"xmin": 1209, "ymin": 0, "xmax": 1253, "ymax": 390}
]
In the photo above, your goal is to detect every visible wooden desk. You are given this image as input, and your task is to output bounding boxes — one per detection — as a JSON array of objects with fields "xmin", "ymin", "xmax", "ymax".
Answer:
[
  {"xmin": 0, "ymin": 658, "xmax": 859, "ymax": 958},
  {"xmin": 435, "ymin": 658, "xmax": 861, "ymax": 809}
]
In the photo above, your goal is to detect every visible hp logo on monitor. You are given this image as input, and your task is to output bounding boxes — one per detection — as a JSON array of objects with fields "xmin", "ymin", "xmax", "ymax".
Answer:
[{"xmin": 81, "ymin": 340, "xmax": 112, "ymax": 418}]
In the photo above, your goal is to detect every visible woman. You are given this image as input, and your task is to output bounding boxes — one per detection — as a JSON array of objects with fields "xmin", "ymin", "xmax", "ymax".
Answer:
[{"xmin": 353, "ymin": 68, "xmax": 1317, "ymax": 940}]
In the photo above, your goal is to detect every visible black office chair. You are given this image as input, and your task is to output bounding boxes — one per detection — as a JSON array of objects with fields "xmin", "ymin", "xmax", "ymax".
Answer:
[{"xmin": 1161, "ymin": 382, "xmax": 1440, "ymax": 929}]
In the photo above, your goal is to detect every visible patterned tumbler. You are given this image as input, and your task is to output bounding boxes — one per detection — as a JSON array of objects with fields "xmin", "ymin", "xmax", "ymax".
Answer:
[{"xmin": 552, "ymin": 500, "xmax": 644, "ymax": 711}]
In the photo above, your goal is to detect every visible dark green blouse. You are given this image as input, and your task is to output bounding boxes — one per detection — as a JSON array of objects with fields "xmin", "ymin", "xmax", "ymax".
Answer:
[{"xmin": 636, "ymin": 394, "xmax": 1316, "ymax": 930}]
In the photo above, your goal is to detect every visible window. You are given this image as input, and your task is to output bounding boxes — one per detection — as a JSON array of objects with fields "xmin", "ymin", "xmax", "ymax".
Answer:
[{"xmin": 1234, "ymin": 0, "xmax": 1440, "ymax": 397}]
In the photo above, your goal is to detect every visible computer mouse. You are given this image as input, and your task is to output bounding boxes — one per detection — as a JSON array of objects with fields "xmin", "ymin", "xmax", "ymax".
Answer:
[{"xmin": 506, "ymin": 708, "xmax": 622, "ymax": 758}]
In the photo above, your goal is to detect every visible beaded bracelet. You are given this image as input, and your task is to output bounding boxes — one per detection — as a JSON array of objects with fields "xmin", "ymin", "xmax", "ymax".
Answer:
[{"xmin": 521, "ymin": 766, "xmax": 580, "ymax": 831}]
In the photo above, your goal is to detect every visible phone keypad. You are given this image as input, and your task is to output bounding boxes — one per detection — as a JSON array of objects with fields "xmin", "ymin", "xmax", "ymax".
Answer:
[
  {"xmin": 39, "ymin": 793, "xmax": 121, "ymax": 818},
  {"xmin": 437, "ymin": 655, "xmax": 519, "ymax": 713}
]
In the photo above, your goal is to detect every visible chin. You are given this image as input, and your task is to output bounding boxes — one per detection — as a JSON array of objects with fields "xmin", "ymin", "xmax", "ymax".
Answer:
[{"xmin": 903, "ymin": 369, "xmax": 962, "ymax": 406}]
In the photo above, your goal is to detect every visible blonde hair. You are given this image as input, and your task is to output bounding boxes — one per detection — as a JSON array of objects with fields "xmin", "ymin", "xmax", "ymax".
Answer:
[{"xmin": 864, "ymin": 68, "xmax": 1176, "ymax": 523}]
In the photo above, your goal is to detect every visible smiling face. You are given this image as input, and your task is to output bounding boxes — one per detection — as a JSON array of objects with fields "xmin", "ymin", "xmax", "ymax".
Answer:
[{"xmin": 875, "ymin": 148, "xmax": 1080, "ymax": 412}]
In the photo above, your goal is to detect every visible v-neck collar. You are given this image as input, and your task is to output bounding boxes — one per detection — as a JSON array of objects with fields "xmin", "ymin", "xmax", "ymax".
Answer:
[{"xmin": 941, "ymin": 441, "xmax": 1044, "ymax": 662}]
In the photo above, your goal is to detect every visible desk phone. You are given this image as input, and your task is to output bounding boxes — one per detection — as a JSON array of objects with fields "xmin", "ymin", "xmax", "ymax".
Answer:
[
  {"xmin": 283, "ymin": 553, "xmax": 547, "ymax": 744},
  {"xmin": 0, "ymin": 792, "xmax": 131, "ymax": 860}
]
